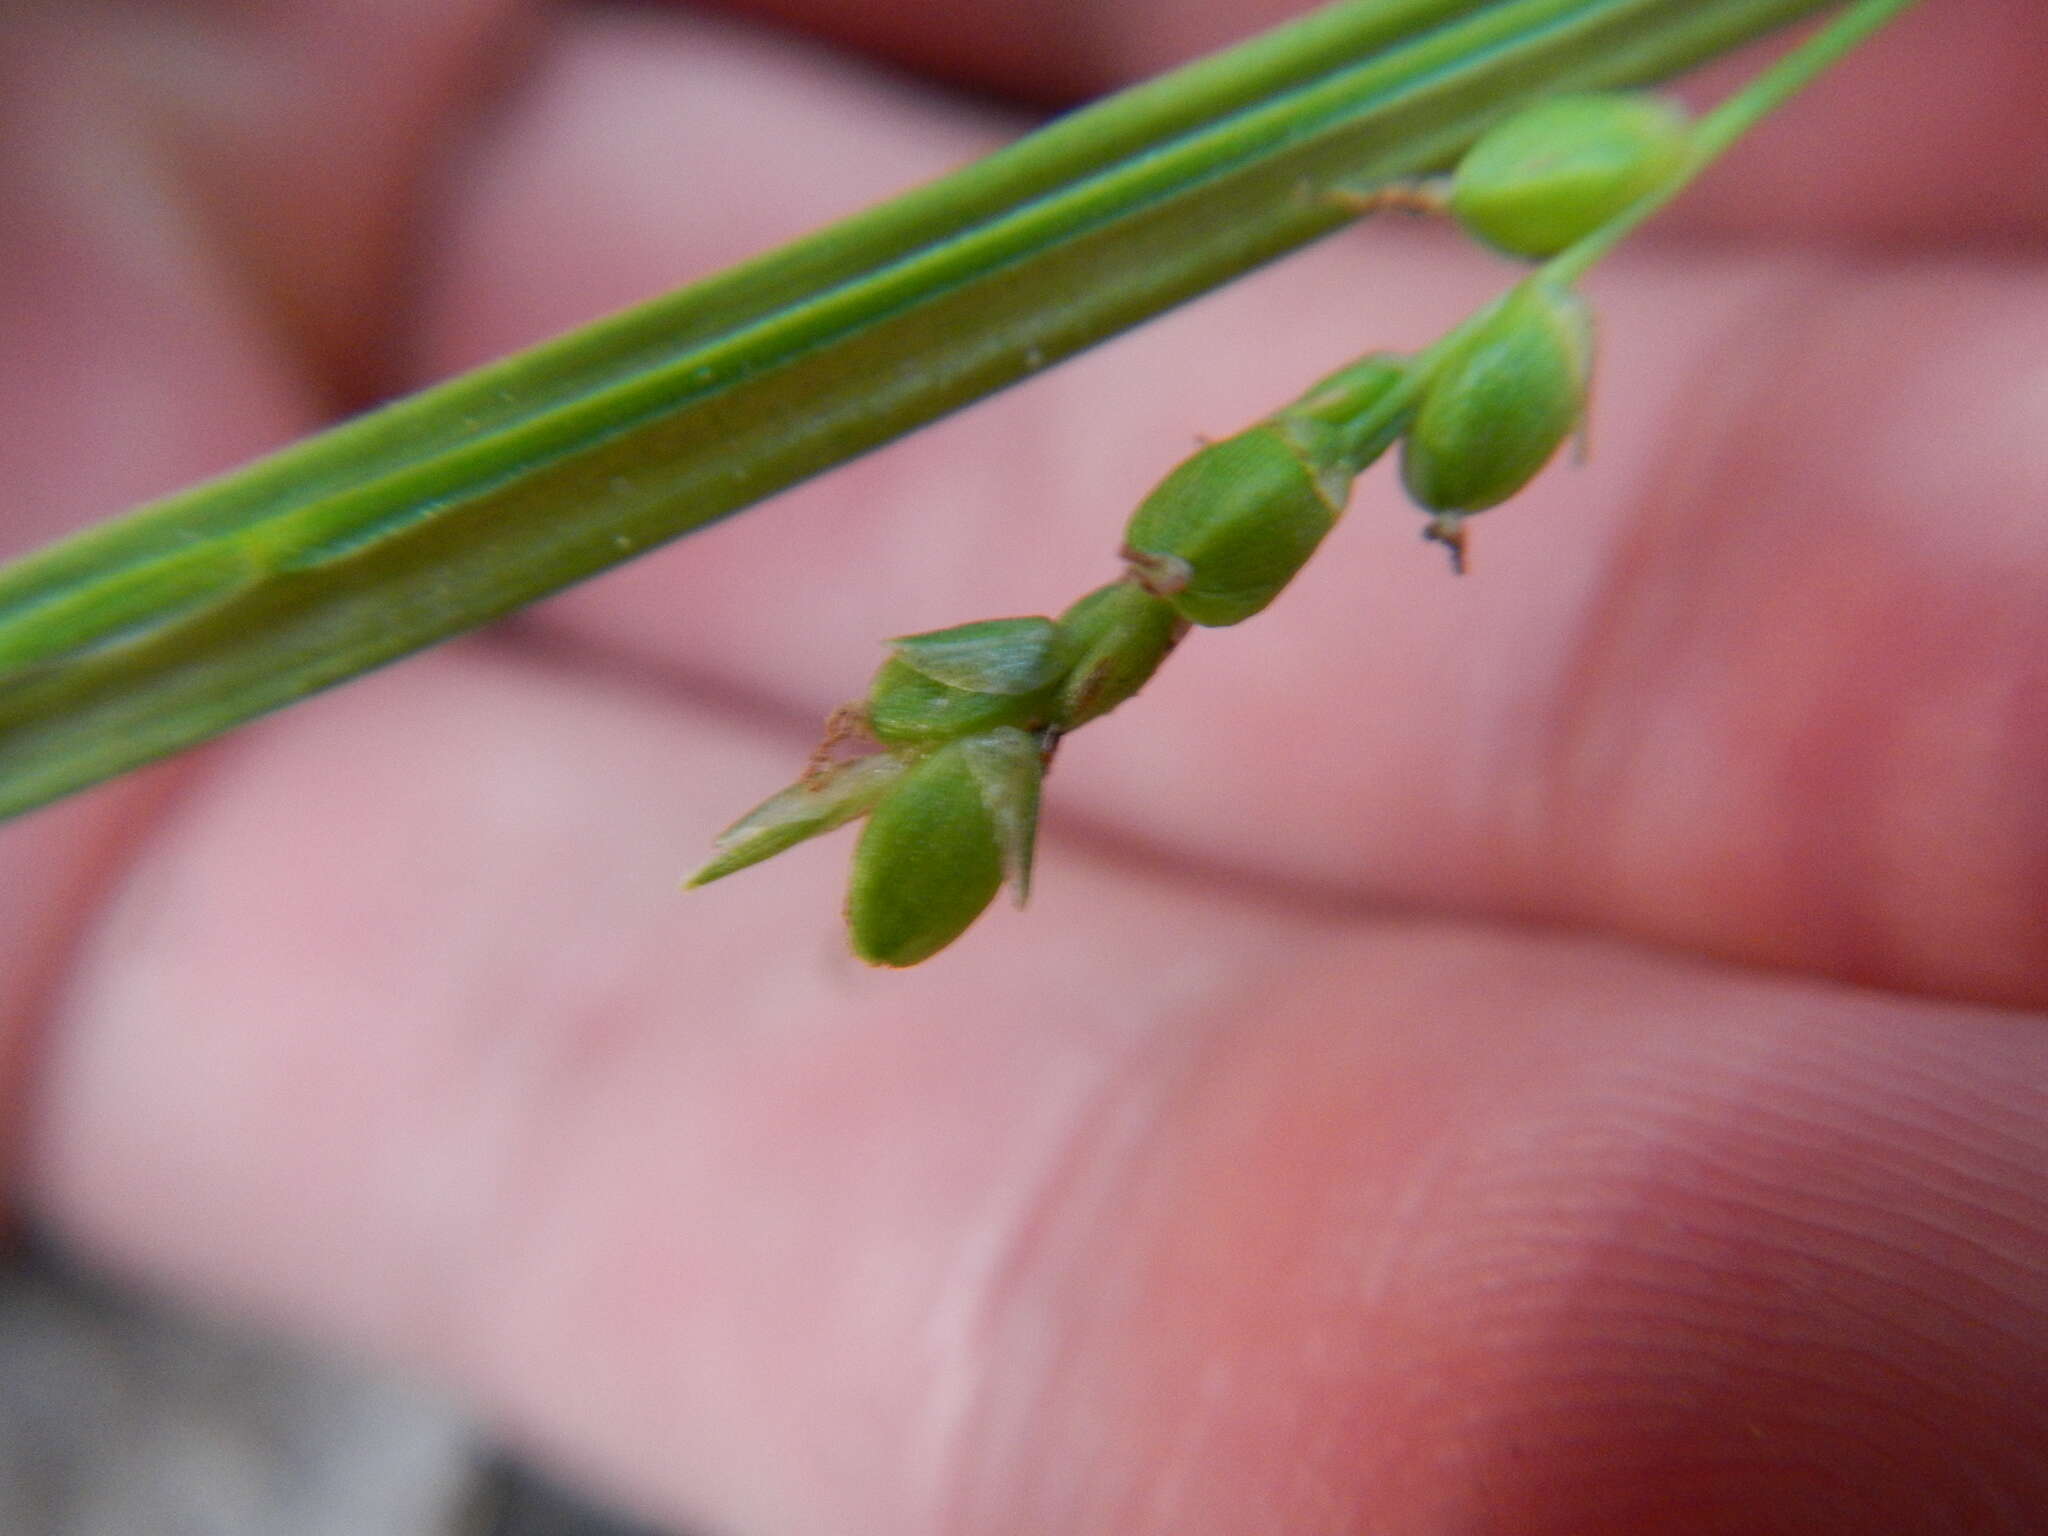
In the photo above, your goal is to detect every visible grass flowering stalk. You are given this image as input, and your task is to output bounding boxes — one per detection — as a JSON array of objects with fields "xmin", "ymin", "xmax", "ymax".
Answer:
[{"xmin": 691, "ymin": 0, "xmax": 1923, "ymax": 965}]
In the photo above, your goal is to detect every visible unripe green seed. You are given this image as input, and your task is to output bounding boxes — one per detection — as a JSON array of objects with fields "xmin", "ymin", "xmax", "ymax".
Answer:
[
  {"xmin": 1122, "ymin": 425, "xmax": 1347, "ymax": 628},
  {"xmin": 847, "ymin": 730, "xmax": 1042, "ymax": 967},
  {"xmin": 1051, "ymin": 580, "xmax": 1185, "ymax": 730},
  {"xmin": 1400, "ymin": 280, "xmax": 1593, "ymax": 517},
  {"xmin": 866, "ymin": 617, "xmax": 1063, "ymax": 746},
  {"xmin": 1450, "ymin": 93, "xmax": 1693, "ymax": 260},
  {"xmin": 686, "ymin": 751, "xmax": 907, "ymax": 888}
]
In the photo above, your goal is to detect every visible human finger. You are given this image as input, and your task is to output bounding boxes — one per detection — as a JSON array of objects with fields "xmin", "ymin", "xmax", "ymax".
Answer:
[{"xmin": 26, "ymin": 640, "xmax": 2048, "ymax": 1531}]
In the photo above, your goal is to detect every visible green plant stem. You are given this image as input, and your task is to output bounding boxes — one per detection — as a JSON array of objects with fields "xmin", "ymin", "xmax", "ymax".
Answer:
[{"xmin": 0, "ymin": 0, "xmax": 1850, "ymax": 820}]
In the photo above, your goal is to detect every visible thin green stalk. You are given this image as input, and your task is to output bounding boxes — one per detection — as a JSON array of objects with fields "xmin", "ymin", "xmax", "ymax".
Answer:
[{"xmin": 0, "ymin": 0, "xmax": 1847, "ymax": 820}]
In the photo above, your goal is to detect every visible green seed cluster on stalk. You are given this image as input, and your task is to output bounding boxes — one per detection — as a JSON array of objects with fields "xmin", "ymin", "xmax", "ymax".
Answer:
[{"xmin": 689, "ymin": 0, "xmax": 1921, "ymax": 966}]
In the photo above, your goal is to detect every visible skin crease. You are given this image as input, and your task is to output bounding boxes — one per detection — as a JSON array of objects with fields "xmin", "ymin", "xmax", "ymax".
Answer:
[{"xmin": 2, "ymin": 0, "xmax": 2047, "ymax": 1531}]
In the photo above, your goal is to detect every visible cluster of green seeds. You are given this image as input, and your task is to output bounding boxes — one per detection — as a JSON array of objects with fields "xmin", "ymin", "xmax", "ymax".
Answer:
[
  {"xmin": 688, "ymin": 88, "xmax": 1699, "ymax": 965},
  {"xmin": 689, "ymin": 585, "xmax": 1186, "ymax": 965},
  {"xmin": 688, "ymin": 0, "xmax": 1943, "ymax": 963}
]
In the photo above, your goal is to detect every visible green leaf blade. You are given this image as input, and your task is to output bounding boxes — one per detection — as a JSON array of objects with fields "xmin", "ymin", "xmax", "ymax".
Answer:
[{"xmin": 0, "ymin": 0, "xmax": 1840, "ymax": 819}]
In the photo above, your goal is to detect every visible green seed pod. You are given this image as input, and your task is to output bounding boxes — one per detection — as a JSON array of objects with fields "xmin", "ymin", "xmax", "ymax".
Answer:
[
  {"xmin": 1400, "ymin": 279, "xmax": 1593, "ymax": 517},
  {"xmin": 846, "ymin": 728, "xmax": 1043, "ymax": 967},
  {"xmin": 1122, "ymin": 425, "xmax": 1348, "ymax": 628},
  {"xmin": 1450, "ymin": 93, "xmax": 1693, "ymax": 260},
  {"xmin": 1050, "ymin": 580, "xmax": 1185, "ymax": 730},
  {"xmin": 866, "ymin": 617, "xmax": 1063, "ymax": 746},
  {"xmin": 686, "ymin": 751, "xmax": 908, "ymax": 888}
]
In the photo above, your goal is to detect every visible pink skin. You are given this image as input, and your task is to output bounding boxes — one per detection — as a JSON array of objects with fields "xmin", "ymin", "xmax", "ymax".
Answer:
[{"xmin": 5, "ymin": 1, "xmax": 2048, "ymax": 1532}]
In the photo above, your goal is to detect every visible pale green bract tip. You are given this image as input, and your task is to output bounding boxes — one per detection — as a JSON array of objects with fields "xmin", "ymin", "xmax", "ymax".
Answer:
[{"xmin": 686, "ymin": 752, "xmax": 907, "ymax": 889}]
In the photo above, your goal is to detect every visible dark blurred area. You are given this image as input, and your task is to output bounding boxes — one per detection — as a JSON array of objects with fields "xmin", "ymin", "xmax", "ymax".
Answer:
[{"xmin": 0, "ymin": 1235, "xmax": 678, "ymax": 1536}]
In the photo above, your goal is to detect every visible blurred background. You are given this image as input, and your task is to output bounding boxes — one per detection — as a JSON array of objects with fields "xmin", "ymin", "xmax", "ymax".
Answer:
[{"xmin": 1, "ymin": 1235, "xmax": 680, "ymax": 1536}]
